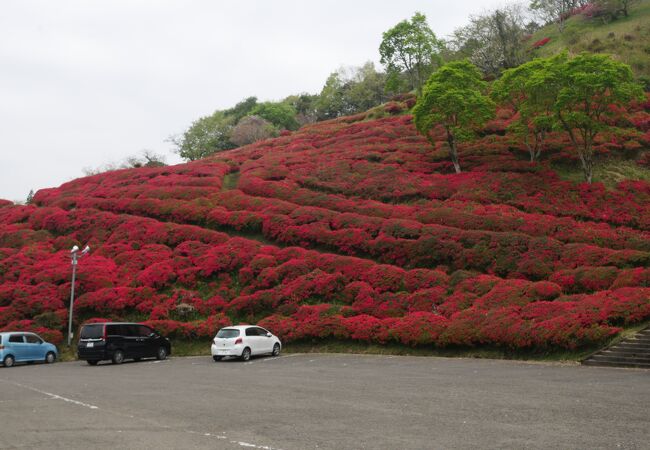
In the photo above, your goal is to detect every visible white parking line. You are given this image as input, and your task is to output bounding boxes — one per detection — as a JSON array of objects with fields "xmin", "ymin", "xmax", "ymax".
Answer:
[{"xmin": 1, "ymin": 379, "xmax": 99, "ymax": 410}]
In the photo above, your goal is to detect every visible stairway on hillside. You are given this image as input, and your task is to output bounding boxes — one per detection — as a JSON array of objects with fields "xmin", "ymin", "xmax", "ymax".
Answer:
[{"xmin": 582, "ymin": 327, "xmax": 650, "ymax": 369}]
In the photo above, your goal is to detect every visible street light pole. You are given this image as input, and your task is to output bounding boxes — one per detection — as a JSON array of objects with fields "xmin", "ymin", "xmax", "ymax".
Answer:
[{"xmin": 67, "ymin": 245, "xmax": 90, "ymax": 347}]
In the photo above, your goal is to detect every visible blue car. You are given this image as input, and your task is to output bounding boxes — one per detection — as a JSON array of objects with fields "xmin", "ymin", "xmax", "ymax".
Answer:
[{"xmin": 0, "ymin": 332, "xmax": 58, "ymax": 367}]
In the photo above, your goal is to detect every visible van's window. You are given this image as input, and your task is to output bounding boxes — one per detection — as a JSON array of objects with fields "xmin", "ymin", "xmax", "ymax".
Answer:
[
  {"xmin": 124, "ymin": 325, "xmax": 140, "ymax": 337},
  {"xmin": 25, "ymin": 334, "xmax": 42, "ymax": 344},
  {"xmin": 138, "ymin": 326, "xmax": 153, "ymax": 337},
  {"xmin": 106, "ymin": 324, "xmax": 127, "ymax": 336},
  {"xmin": 81, "ymin": 324, "xmax": 104, "ymax": 339},
  {"xmin": 8, "ymin": 334, "xmax": 24, "ymax": 343},
  {"xmin": 217, "ymin": 329, "xmax": 240, "ymax": 338}
]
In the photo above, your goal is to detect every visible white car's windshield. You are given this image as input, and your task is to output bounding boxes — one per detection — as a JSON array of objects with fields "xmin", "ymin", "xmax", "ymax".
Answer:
[{"xmin": 216, "ymin": 329, "xmax": 240, "ymax": 338}]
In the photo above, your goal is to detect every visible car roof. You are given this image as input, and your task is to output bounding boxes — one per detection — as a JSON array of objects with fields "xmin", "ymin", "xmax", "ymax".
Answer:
[
  {"xmin": 220, "ymin": 325, "xmax": 263, "ymax": 330},
  {"xmin": 0, "ymin": 331, "xmax": 39, "ymax": 335},
  {"xmin": 81, "ymin": 322, "xmax": 147, "ymax": 326}
]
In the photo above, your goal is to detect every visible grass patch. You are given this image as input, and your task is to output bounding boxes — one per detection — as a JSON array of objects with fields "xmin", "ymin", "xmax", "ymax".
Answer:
[
  {"xmin": 553, "ymin": 159, "xmax": 650, "ymax": 188},
  {"xmin": 171, "ymin": 339, "xmax": 213, "ymax": 357},
  {"xmin": 221, "ymin": 171, "xmax": 241, "ymax": 191},
  {"xmin": 282, "ymin": 340, "xmax": 593, "ymax": 362}
]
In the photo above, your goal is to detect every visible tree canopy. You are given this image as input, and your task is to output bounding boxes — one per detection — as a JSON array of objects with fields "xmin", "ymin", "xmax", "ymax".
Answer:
[
  {"xmin": 171, "ymin": 111, "xmax": 236, "ymax": 161},
  {"xmin": 413, "ymin": 60, "xmax": 495, "ymax": 173},
  {"xmin": 316, "ymin": 62, "xmax": 389, "ymax": 120},
  {"xmin": 492, "ymin": 56, "xmax": 559, "ymax": 161},
  {"xmin": 251, "ymin": 102, "xmax": 299, "ymax": 131},
  {"xmin": 450, "ymin": 5, "xmax": 534, "ymax": 78},
  {"xmin": 379, "ymin": 12, "xmax": 442, "ymax": 94}
]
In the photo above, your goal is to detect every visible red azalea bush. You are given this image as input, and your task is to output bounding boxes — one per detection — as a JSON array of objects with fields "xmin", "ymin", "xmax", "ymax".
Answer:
[{"xmin": 532, "ymin": 37, "xmax": 550, "ymax": 49}]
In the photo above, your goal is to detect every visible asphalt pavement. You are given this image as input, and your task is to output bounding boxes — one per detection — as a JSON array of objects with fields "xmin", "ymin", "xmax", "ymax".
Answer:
[{"xmin": 0, "ymin": 353, "xmax": 648, "ymax": 449}]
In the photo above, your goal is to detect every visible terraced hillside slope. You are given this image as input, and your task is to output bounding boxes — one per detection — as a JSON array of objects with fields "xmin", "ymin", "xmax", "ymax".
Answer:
[
  {"xmin": 1, "ymin": 96, "xmax": 649, "ymax": 353},
  {"xmin": 529, "ymin": 0, "xmax": 650, "ymax": 79}
]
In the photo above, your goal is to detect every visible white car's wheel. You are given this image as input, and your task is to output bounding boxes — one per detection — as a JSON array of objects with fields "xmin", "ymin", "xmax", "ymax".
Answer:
[
  {"xmin": 240, "ymin": 347, "xmax": 251, "ymax": 362},
  {"xmin": 272, "ymin": 343, "xmax": 281, "ymax": 357}
]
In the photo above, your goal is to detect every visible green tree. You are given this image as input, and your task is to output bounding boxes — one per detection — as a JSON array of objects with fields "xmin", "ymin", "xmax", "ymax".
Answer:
[
  {"xmin": 450, "ymin": 5, "xmax": 531, "ymax": 78},
  {"xmin": 315, "ymin": 63, "xmax": 389, "ymax": 120},
  {"xmin": 344, "ymin": 62, "xmax": 389, "ymax": 112},
  {"xmin": 225, "ymin": 96, "xmax": 258, "ymax": 122},
  {"xmin": 316, "ymin": 72, "xmax": 347, "ymax": 120},
  {"xmin": 491, "ymin": 55, "xmax": 563, "ymax": 162},
  {"xmin": 284, "ymin": 93, "xmax": 319, "ymax": 125},
  {"xmin": 171, "ymin": 111, "xmax": 236, "ymax": 161},
  {"xmin": 547, "ymin": 53, "xmax": 644, "ymax": 183},
  {"xmin": 25, "ymin": 189, "xmax": 34, "ymax": 204},
  {"xmin": 379, "ymin": 12, "xmax": 442, "ymax": 94},
  {"xmin": 251, "ymin": 102, "xmax": 299, "ymax": 131},
  {"xmin": 413, "ymin": 60, "xmax": 495, "ymax": 173}
]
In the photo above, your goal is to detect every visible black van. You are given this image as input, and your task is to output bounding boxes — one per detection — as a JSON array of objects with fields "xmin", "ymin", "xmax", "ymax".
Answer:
[{"xmin": 77, "ymin": 322, "xmax": 171, "ymax": 365}]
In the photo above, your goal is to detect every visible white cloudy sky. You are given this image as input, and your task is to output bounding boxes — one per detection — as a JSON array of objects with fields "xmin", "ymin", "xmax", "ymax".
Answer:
[{"xmin": 0, "ymin": 0, "xmax": 506, "ymax": 201}]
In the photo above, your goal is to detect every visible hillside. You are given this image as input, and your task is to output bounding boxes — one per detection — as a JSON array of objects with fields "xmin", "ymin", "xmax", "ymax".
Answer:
[
  {"xmin": 529, "ymin": 0, "xmax": 650, "ymax": 80},
  {"xmin": 1, "ymin": 96, "xmax": 649, "ymax": 354}
]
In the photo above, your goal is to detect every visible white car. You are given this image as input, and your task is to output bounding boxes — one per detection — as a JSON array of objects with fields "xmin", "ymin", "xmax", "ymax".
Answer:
[{"xmin": 211, "ymin": 325, "xmax": 282, "ymax": 362}]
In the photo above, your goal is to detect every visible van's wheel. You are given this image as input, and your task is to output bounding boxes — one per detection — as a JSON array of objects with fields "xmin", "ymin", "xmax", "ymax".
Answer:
[
  {"xmin": 156, "ymin": 347, "xmax": 167, "ymax": 360},
  {"xmin": 111, "ymin": 350, "xmax": 125, "ymax": 364},
  {"xmin": 240, "ymin": 347, "xmax": 251, "ymax": 362},
  {"xmin": 212, "ymin": 355, "xmax": 223, "ymax": 362},
  {"xmin": 45, "ymin": 352, "xmax": 56, "ymax": 364},
  {"xmin": 3, "ymin": 355, "xmax": 14, "ymax": 368},
  {"xmin": 272, "ymin": 343, "xmax": 281, "ymax": 357},
  {"xmin": 87, "ymin": 360, "xmax": 99, "ymax": 366}
]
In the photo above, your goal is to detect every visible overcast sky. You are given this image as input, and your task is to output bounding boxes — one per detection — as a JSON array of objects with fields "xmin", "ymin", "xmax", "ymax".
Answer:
[{"xmin": 0, "ymin": 0, "xmax": 505, "ymax": 202}]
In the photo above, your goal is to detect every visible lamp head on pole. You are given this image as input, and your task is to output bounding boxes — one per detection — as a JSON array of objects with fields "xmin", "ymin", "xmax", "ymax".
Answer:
[
  {"xmin": 81, "ymin": 245, "xmax": 90, "ymax": 255},
  {"xmin": 70, "ymin": 245, "xmax": 79, "ymax": 254}
]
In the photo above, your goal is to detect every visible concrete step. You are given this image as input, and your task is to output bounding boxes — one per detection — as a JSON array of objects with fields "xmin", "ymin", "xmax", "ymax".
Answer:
[
  {"xmin": 607, "ymin": 345, "xmax": 650, "ymax": 352},
  {"xmin": 601, "ymin": 348, "xmax": 650, "ymax": 356},
  {"xmin": 582, "ymin": 359, "xmax": 650, "ymax": 369},
  {"xmin": 628, "ymin": 337, "xmax": 650, "ymax": 343},
  {"xmin": 616, "ymin": 339, "xmax": 650, "ymax": 347},
  {"xmin": 590, "ymin": 355, "xmax": 650, "ymax": 364},
  {"xmin": 607, "ymin": 343, "xmax": 650, "ymax": 351},
  {"xmin": 600, "ymin": 351, "xmax": 650, "ymax": 360}
]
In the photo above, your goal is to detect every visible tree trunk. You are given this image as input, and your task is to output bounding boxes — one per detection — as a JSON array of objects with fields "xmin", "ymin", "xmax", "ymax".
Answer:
[
  {"xmin": 579, "ymin": 147, "xmax": 593, "ymax": 184},
  {"xmin": 524, "ymin": 131, "xmax": 543, "ymax": 162},
  {"xmin": 523, "ymin": 135, "xmax": 535, "ymax": 162},
  {"xmin": 445, "ymin": 127, "xmax": 461, "ymax": 173},
  {"xmin": 558, "ymin": 112, "xmax": 591, "ymax": 182},
  {"xmin": 535, "ymin": 130, "xmax": 545, "ymax": 161}
]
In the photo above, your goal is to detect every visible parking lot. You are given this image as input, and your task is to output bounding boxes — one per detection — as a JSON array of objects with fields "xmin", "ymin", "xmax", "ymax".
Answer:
[{"xmin": 0, "ymin": 353, "xmax": 648, "ymax": 449}]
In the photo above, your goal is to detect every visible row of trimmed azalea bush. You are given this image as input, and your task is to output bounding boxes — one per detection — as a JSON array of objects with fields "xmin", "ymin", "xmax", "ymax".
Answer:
[
  {"xmin": 38, "ymin": 184, "xmax": 650, "ymax": 253},
  {"xmin": 33, "ymin": 191, "xmax": 649, "ymax": 281}
]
